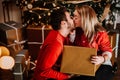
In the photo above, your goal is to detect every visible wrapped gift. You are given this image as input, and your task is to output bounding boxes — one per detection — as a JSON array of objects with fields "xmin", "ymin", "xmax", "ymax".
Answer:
[
  {"xmin": 27, "ymin": 43, "xmax": 42, "ymax": 61},
  {"xmin": 0, "ymin": 21, "xmax": 26, "ymax": 53},
  {"xmin": 27, "ymin": 25, "xmax": 52, "ymax": 43},
  {"xmin": 27, "ymin": 25, "xmax": 52, "ymax": 60},
  {"xmin": 108, "ymin": 32, "xmax": 117, "ymax": 65},
  {"xmin": 60, "ymin": 45, "xmax": 100, "ymax": 76}
]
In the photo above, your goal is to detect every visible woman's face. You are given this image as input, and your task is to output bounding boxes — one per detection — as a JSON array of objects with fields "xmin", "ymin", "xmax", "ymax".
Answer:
[{"xmin": 73, "ymin": 10, "xmax": 81, "ymax": 28}]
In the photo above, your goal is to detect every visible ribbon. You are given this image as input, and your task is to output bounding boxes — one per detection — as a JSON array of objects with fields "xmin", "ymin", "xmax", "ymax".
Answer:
[
  {"xmin": 42, "ymin": 25, "xmax": 46, "ymax": 43},
  {"xmin": 3, "ymin": 23, "xmax": 26, "ymax": 52},
  {"xmin": 3, "ymin": 23, "xmax": 19, "ymax": 42}
]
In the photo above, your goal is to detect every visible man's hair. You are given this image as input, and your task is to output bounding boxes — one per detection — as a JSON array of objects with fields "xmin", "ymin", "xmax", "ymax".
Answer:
[{"xmin": 49, "ymin": 7, "xmax": 68, "ymax": 30}]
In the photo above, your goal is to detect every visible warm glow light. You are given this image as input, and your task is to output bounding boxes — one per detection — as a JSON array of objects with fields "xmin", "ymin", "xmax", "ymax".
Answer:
[
  {"xmin": 0, "ymin": 48, "xmax": 1, "ymax": 57},
  {"xmin": 0, "ymin": 46, "xmax": 10, "ymax": 56},
  {"xmin": 0, "ymin": 56, "xmax": 15, "ymax": 69}
]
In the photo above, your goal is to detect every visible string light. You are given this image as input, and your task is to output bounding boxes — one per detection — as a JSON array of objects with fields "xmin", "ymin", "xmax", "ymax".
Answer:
[
  {"xmin": 27, "ymin": 3, "xmax": 33, "ymax": 9},
  {"xmin": 16, "ymin": 0, "xmax": 115, "ymax": 26}
]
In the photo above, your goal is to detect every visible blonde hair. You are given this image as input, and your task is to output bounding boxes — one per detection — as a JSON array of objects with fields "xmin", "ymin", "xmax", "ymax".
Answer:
[{"xmin": 76, "ymin": 5, "xmax": 105, "ymax": 43}]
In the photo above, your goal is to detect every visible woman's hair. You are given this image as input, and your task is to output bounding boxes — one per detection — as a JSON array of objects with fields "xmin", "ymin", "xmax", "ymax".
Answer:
[
  {"xmin": 75, "ymin": 5, "xmax": 105, "ymax": 43},
  {"xmin": 49, "ymin": 7, "xmax": 68, "ymax": 30}
]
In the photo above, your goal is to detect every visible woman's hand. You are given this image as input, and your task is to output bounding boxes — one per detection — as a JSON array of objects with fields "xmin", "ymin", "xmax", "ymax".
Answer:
[
  {"xmin": 91, "ymin": 55, "xmax": 105, "ymax": 65},
  {"xmin": 67, "ymin": 74, "xmax": 79, "ymax": 79}
]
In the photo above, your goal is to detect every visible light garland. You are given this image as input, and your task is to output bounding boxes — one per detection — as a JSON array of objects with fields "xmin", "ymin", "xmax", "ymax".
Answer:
[{"xmin": 16, "ymin": 0, "xmax": 118, "ymax": 27}]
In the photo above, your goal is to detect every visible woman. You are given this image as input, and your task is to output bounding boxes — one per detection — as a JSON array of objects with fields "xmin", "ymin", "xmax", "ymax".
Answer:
[{"xmin": 70, "ymin": 5, "xmax": 114, "ymax": 80}]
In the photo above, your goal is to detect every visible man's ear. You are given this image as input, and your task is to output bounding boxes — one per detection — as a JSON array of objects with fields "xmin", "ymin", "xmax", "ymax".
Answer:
[{"xmin": 61, "ymin": 21, "xmax": 67, "ymax": 25}]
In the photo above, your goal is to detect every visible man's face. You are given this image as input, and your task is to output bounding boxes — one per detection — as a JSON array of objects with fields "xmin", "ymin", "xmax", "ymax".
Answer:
[
  {"xmin": 73, "ymin": 10, "xmax": 81, "ymax": 27},
  {"xmin": 65, "ymin": 12, "xmax": 74, "ymax": 30}
]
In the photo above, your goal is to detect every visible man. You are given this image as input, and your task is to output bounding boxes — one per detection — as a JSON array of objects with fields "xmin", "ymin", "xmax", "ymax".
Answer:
[{"xmin": 33, "ymin": 7, "xmax": 74, "ymax": 80}]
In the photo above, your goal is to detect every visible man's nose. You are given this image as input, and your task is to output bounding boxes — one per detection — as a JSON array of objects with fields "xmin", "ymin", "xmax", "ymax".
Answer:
[{"xmin": 72, "ymin": 17, "xmax": 76, "ymax": 20}]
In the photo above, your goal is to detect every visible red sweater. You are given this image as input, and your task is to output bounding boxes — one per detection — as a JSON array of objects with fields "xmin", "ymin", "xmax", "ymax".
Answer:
[
  {"xmin": 33, "ymin": 30, "xmax": 69, "ymax": 80},
  {"xmin": 73, "ymin": 28, "xmax": 112, "ymax": 53}
]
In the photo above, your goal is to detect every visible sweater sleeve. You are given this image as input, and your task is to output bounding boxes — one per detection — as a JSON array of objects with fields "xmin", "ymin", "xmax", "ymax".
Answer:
[
  {"xmin": 97, "ymin": 31, "xmax": 112, "ymax": 53},
  {"xmin": 36, "ymin": 41, "xmax": 69, "ymax": 79}
]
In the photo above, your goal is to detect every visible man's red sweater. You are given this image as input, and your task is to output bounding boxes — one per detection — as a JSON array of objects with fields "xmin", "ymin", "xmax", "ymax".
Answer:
[{"xmin": 33, "ymin": 30, "xmax": 69, "ymax": 80}]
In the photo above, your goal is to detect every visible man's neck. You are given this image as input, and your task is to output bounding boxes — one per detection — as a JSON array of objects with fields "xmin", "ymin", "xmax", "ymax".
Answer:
[{"xmin": 58, "ymin": 29, "xmax": 70, "ymax": 37}]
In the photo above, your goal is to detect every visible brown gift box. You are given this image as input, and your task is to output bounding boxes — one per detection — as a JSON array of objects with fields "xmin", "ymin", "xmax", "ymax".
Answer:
[
  {"xmin": 108, "ymin": 32, "xmax": 117, "ymax": 65},
  {"xmin": 0, "ymin": 21, "xmax": 24, "ymax": 45},
  {"xmin": 27, "ymin": 25, "xmax": 52, "ymax": 43},
  {"xmin": 60, "ymin": 45, "xmax": 100, "ymax": 76},
  {"xmin": 27, "ymin": 25, "xmax": 52, "ymax": 60},
  {"xmin": 0, "ymin": 21, "xmax": 25, "ymax": 54}
]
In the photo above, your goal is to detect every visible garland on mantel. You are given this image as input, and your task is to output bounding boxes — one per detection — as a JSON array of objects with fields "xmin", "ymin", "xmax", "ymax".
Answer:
[{"xmin": 15, "ymin": 0, "xmax": 120, "ymax": 27}]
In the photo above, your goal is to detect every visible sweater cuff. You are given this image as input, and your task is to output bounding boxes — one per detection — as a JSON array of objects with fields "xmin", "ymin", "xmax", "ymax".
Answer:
[{"xmin": 102, "ymin": 51, "xmax": 112, "ymax": 61}]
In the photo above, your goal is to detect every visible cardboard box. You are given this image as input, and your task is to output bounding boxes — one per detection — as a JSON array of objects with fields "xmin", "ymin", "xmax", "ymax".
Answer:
[{"xmin": 60, "ymin": 45, "xmax": 100, "ymax": 76}]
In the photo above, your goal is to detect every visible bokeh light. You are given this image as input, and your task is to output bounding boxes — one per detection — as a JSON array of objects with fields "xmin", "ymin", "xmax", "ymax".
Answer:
[{"xmin": 0, "ymin": 56, "xmax": 15, "ymax": 69}]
